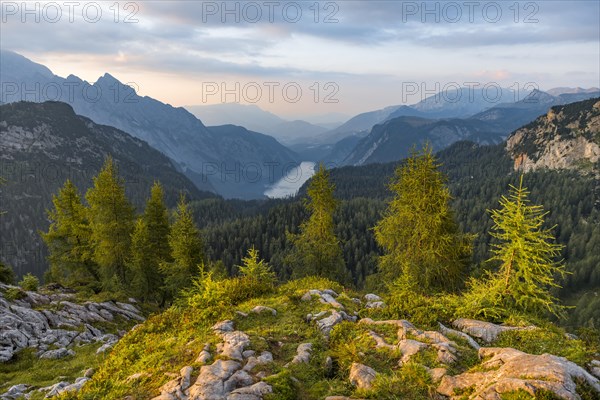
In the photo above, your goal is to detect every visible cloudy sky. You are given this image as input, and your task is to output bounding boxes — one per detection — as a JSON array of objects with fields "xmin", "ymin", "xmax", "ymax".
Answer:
[{"xmin": 1, "ymin": 1, "xmax": 599, "ymax": 118}]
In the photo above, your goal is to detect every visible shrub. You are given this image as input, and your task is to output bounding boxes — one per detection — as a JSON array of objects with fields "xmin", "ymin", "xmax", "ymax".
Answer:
[
  {"xmin": 4, "ymin": 286, "xmax": 26, "ymax": 301},
  {"xmin": 19, "ymin": 273, "xmax": 39, "ymax": 292}
]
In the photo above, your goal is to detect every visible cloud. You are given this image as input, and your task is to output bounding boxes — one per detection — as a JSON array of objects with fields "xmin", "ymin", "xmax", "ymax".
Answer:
[{"xmin": 0, "ymin": 0, "xmax": 598, "ymax": 115}]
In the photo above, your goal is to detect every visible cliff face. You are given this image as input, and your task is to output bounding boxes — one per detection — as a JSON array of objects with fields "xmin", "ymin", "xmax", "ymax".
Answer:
[{"xmin": 506, "ymin": 98, "xmax": 600, "ymax": 174}]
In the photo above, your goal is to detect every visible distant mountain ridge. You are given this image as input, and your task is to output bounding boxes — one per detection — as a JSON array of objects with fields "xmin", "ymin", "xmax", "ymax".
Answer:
[
  {"xmin": 0, "ymin": 101, "xmax": 214, "ymax": 276},
  {"xmin": 186, "ymin": 103, "xmax": 333, "ymax": 145},
  {"xmin": 0, "ymin": 50, "xmax": 299, "ymax": 199},
  {"xmin": 338, "ymin": 90, "xmax": 600, "ymax": 166}
]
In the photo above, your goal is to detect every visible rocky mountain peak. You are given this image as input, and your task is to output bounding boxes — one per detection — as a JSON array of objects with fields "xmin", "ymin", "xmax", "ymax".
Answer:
[{"xmin": 506, "ymin": 98, "xmax": 600, "ymax": 174}]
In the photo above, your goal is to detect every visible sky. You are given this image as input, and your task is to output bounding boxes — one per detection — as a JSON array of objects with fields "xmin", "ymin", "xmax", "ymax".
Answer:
[{"xmin": 1, "ymin": 0, "xmax": 599, "ymax": 119}]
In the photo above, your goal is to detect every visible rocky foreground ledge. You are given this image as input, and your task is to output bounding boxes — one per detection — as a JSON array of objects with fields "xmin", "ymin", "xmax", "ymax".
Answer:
[
  {"xmin": 0, "ymin": 283, "xmax": 144, "ymax": 398},
  {"xmin": 3, "ymin": 285, "xmax": 600, "ymax": 399},
  {"xmin": 123, "ymin": 289, "xmax": 599, "ymax": 400}
]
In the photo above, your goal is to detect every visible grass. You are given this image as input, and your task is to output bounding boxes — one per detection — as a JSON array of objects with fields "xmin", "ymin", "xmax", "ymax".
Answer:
[{"xmin": 0, "ymin": 343, "xmax": 103, "ymax": 397}]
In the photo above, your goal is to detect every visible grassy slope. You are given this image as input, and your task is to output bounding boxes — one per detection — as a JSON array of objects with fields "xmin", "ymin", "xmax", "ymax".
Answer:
[{"xmin": 67, "ymin": 277, "xmax": 596, "ymax": 400}]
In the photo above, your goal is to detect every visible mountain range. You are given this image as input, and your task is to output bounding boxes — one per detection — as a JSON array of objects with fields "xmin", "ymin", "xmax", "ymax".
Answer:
[
  {"xmin": 0, "ymin": 50, "xmax": 299, "ymax": 199},
  {"xmin": 338, "ymin": 89, "xmax": 600, "ymax": 166}
]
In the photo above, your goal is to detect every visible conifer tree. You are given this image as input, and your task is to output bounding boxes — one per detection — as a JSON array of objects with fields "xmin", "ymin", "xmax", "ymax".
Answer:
[
  {"xmin": 374, "ymin": 145, "xmax": 472, "ymax": 293},
  {"xmin": 160, "ymin": 195, "xmax": 204, "ymax": 300},
  {"xmin": 130, "ymin": 182, "xmax": 171, "ymax": 301},
  {"xmin": 286, "ymin": 163, "xmax": 346, "ymax": 281},
  {"xmin": 238, "ymin": 246, "xmax": 275, "ymax": 287},
  {"xmin": 86, "ymin": 157, "xmax": 135, "ymax": 292},
  {"xmin": 41, "ymin": 180, "xmax": 98, "ymax": 290},
  {"xmin": 129, "ymin": 218, "xmax": 153, "ymax": 300},
  {"xmin": 480, "ymin": 176, "xmax": 567, "ymax": 317}
]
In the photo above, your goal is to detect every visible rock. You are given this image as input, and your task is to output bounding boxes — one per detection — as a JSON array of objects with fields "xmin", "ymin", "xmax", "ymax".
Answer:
[
  {"xmin": 44, "ymin": 381, "xmax": 70, "ymax": 397},
  {"xmin": 452, "ymin": 318, "xmax": 534, "ymax": 344},
  {"xmin": 322, "ymin": 289, "xmax": 338, "ymax": 297},
  {"xmin": 317, "ymin": 310, "xmax": 357, "ymax": 333},
  {"xmin": 364, "ymin": 294, "xmax": 382, "ymax": 302},
  {"xmin": 244, "ymin": 351, "xmax": 273, "ymax": 372},
  {"xmin": 437, "ymin": 347, "xmax": 600, "ymax": 399},
  {"xmin": 301, "ymin": 290, "xmax": 322, "ymax": 302},
  {"xmin": 428, "ymin": 367, "xmax": 447, "ymax": 383},
  {"xmin": 219, "ymin": 331, "xmax": 251, "ymax": 361},
  {"xmin": 180, "ymin": 366, "xmax": 194, "ymax": 391},
  {"xmin": 397, "ymin": 339, "xmax": 428, "ymax": 364},
  {"xmin": 320, "ymin": 293, "xmax": 344, "ymax": 309},
  {"xmin": 242, "ymin": 350, "xmax": 256, "ymax": 358},
  {"xmin": 290, "ymin": 343, "xmax": 312, "ymax": 364},
  {"xmin": 349, "ymin": 363, "xmax": 377, "ymax": 390},
  {"xmin": 1, "ymin": 384, "xmax": 28, "ymax": 399},
  {"xmin": 96, "ymin": 342, "xmax": 115, "ymax": 354},
  {"xmin": 439, "ymin": 322, "xmax": 480, "ymax": 350},
  {"xmin": 39, "ymin": 347, "xmax": 75, "ymax": 359},
  {"xmin": 224, "ymin": 369, "xmax": 254, "ymax": 392},
  {"xmin": 365, "ymin": 301, "xmax": 385, "ymax": 309},
  {"xmin": 188, "ymin": 359, "xmax": 242, "ymax": 399},
  {"xmin": 368, "ymin": 331, "xmax": 395, "ymax": 350},
  {"xmin": 250, "ymin": 306, "xmax": 277, "ymax": 316},
  {"xmin": 61, "ymin": 377, "xmax": 90, "ymax": 394},
  {"xmin": 126, "ymin": 372, "xmax": 151, "ymax": 382},
  {"xmin": 196, "ymin": 343, "xmax": 212, "ymax": 364},
  {"xmin": 228, "ymin": 381, "xmax": 273, "ymax": 400},
  {"xmin": 236, "ymin": 311, "xmax": 249, "ymax": 318},
  {"xmin": 0, "ymin": 346, "xmax": 14, "ymax": 362},
  {"xmin": 213, "ymin": 320, "xmax": 235, "ymax": 333}
]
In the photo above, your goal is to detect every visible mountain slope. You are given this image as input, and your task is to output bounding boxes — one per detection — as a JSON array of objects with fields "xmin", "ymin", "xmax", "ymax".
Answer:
[
  {"xmin": 0, "ymin": 101, "xmax": 214, "ymax": 277},
  {"xmin": 0, "ymin": 50, "xmax": 299, "ymax": 199},
  {"xmin": 507, "ymin": 97, "xmax": 600, "ymax": 174}
]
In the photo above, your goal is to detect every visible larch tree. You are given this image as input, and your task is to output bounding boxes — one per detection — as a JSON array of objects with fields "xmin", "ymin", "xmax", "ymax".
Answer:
[
  {"xmin": 41, "ymin": 179, "xmax": 98, "ymax": 290},
  {"xmin": 130, "ymin": 182, "xmax": 171, "ymax": 301},
  {"xmin": 483, "ymin": 175, "xmax": 567, "ymax": 317},
  {"xmin": 85, "ymin": 157, "xmax": 135, "ymax": 293},
  {"xmin": 286, "ymin": 163, "xmax": 347, "ymax": 282},
  {"xmin": 374, "ymin": 145, "xmax": 472, "ymax": 294},
  {"xmin": 160, "ymin": 194, "xmax": 204, "ymax": 300}
]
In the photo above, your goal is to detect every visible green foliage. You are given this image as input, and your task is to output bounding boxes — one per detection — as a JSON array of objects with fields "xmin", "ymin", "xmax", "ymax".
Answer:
[
  {"xmin": 374, "ymin": 145, "xmax": 473, "ymax": 294},
  {"xmin": 384, "ymin": 277, "xmax": 460, "ymax": 328},
  {"xmin": 160, "ymin": 195, "xmax": 204, "ymax": 302},
  {"xmin": 85, "ymin": 157, "xmax": 135, "ymax": 293},
  {"xmin": 0, "ymin": 262, "xmax": 15, "ymax": 285},
  {"xmin": 41, "ymin": 180, "xmax": 99, "ymax": 292},
  {"xmin": 18, "ymin": 273, "xmax": 39, "ymax": 292},
  {"xmin": 463, "ymin": 176, "xmax": 568, "ymax": 320},
  {"xmin": 130, "ymin": 183, "xmax": 172, "ymax": 302},
  {"xmin": 364, "ymin": 363, "xmax": 435, "ymax": 399},
  {"xmin": 237, "ymin": 247, "xmax": 276, "ymax": 289},
  {"xmin": 129, "ymin": 218, "xmax": 154, "ymax": 301},
  {"xmin": 4, "ymin": 286, "xmax": 26, "ymax": 301},
  {"xmin": 286, "ymin": 163, "xmax": 347, "ymax": 282}
]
